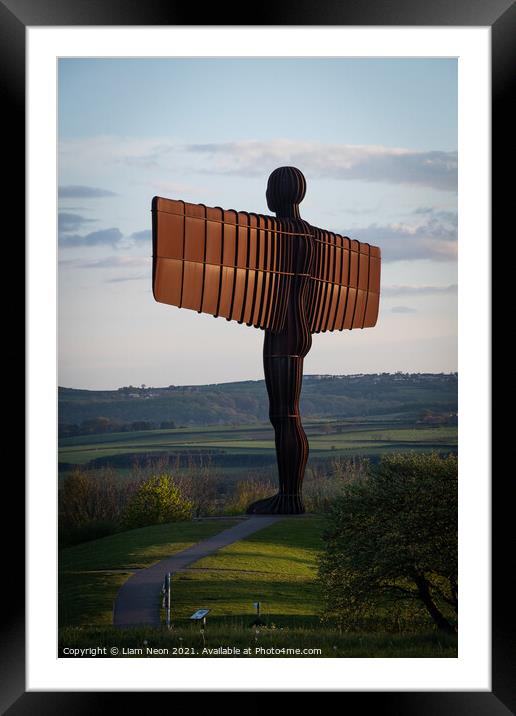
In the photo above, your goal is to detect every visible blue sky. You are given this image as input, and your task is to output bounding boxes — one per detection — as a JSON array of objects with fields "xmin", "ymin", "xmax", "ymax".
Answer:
[{"xmin": 58, "ymin": 58, "xmax": 457, "ymax": 389}]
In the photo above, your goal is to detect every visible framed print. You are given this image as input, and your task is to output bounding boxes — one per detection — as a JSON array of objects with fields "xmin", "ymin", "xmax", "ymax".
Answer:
[{"xmin": 5, "ymin": 0, "xmax": 509, "ymax": 710}]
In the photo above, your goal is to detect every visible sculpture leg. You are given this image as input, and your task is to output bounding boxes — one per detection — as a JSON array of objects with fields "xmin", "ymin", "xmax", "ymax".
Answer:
[{"xmin": 247, "ymin": 341, "xmax": 309, "ymax": 515}]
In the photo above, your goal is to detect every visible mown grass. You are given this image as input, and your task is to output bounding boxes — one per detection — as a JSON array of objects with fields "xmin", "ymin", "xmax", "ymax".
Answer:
[
  {"xmin": 59, "ymin": 519, "xmax": 239, "ymax": 627},
  {"xmin": 169, "ymin": 517, "xmax": 324, "ymax": 623}
]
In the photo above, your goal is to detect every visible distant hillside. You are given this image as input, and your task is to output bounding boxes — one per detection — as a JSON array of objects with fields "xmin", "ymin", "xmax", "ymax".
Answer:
[{"xmin": 59, "ymin": 373, "xmax": 458, "ymax": 428}]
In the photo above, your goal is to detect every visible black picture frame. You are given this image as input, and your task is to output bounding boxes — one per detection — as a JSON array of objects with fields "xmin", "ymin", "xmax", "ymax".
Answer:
[{"xmin": 6, "ymin": 0, "xmax": 507, "ymax": 711}]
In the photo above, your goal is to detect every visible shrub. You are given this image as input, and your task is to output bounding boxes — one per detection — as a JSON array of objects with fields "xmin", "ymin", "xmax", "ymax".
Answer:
[
  {"xmin": 224, "ymin": 478, "xmax": 276, "ymax": 515},
  {"xmin": 318, "ymin": 452, "xmax": 458, "ymax": 634},
  {"xmin": 304, "ymin": 458, "xmax": 370, "ymax": 513},
  {"xmin": 168, "ymin": 454, "xmax": 219, "ymax": 517},
  {"xmin": 120, "ymin": 474, "xmax": 193, "ymax": 529},
  {"xmin": 59, "ymin": 468, "xmax": 134, "ymax": 545}
]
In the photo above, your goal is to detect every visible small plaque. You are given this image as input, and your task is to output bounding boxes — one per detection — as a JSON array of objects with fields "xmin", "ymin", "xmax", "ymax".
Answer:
[{"xmin": 190, "ymin": 609, "xmax": 210, "ymax": 620}]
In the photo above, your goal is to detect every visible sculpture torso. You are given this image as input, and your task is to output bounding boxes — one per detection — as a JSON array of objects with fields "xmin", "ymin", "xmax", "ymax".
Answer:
[
  {"xmin": 264, "ymin": 217, "xmax": 314, "ymax": 359},
  {"xmin": 248, "ymin": 169, "xmax": 314, "ymax": 514}
]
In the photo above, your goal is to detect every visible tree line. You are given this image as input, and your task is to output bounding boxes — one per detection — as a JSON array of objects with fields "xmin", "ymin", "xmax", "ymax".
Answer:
[{"xmin": 58, "ymin": 416, "xmax": 176, "ymax": 438}]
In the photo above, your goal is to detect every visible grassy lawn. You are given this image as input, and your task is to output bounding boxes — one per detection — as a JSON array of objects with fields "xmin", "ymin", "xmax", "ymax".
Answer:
[
  {"xmin": 58, "ymin": 515, "xmax": 457, "ymax": 658},
  {"xmin": 169, "ymin": 516, "xmax": 325, "ymax": 625},
  {"xmin": 59, "ymin": 519, "xmax": 239, "ymax": 627}
]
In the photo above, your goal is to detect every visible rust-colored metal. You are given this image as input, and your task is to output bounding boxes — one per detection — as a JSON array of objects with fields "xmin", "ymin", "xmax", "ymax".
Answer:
[{"xmin": 152, "ymin": 167, "xmax": 381, "ymax": 514}]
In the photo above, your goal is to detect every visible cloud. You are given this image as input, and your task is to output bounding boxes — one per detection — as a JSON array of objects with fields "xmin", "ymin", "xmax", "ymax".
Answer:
[
  {"xmin": 413, "ymin": 207, "xmax": 457, "ymax": 224},
  {"xmin": 391, "ymin": 306, "xmax": 417, "ymax": 313},
  {"xmin": 59, "ymin": 256, "xmax": 151, "ymax": 269},
  {"xmin": 58, "ymin": 212, "xmax": 96, "ymax": 233},
  {"xmin": 59, "ymin": 136, "xmax": 176, "ymax": 175},
  {"xmin": 59, "ymin": 223, "xmax": 152, "ymax": 249},
  {"xmin": 58, "ymin": 185, "xmax": 117, "ymax": 198},
  {"xmin": 115, "ymin": 144, "xmax": 176, "ymax": 169},
  {"xmin": 383, "ymin": 284, "xmax": 457, "ymax": 297},
  {"xmin": 130, "ymin": 230, "xmax": 152, "ymax": 242},
  {"xmin": 344, "ymin": 205, "xmax": 380, "ymax": 216},
  {"xmin": 341, "ymin": 210, "xmax": 457, "ymax": 262},
  {"xmin": 59, "ymin": 136, "xmax": 456, "ymax": 191},
  {"xmin": 59, "ymin": 227, "xmax": 123, "ymax": 247},
  {"xmin": 106, "ymin": 274, "xmax": 147, "ymax": 283},
  {"xmin": 186, "ymin": 140, "xmax": 457, "ymax": 191}
]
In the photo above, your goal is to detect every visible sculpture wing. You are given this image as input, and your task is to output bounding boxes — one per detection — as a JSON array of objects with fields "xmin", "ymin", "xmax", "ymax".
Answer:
[
  {"xmin": 152, "ymin": 197, "xmax": 293, "ymax": 332},
  {"xmin": 307, "ymin": 226, "xmax": 381, "ymax": 333}
]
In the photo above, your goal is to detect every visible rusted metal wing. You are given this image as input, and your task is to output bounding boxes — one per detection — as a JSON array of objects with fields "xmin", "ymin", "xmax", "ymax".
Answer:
[
  {"xmin": 307, "ymin": 226, "xmax": 381, "ymax": 333},
  {"xmin": 152, "ymin": 197, "xmax": 295, "ymax": 332},
  {"xmin": 153, "ymin": 197, "xmax": 381, "ymax": 336}
]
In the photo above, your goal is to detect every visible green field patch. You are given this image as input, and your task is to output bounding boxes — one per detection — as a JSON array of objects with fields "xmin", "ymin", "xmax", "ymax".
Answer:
[
  {"xmin": 170, "ymin": 517, "xmax": 325, "ymax": 623},
  {"xmin": 59, "ymin": 519, "xmax": 239, "ymax": 627},
  {"xmin": 188, "ymin": 440, "xmax": 275, "ymax": 451},
  {"xmin": 171, "ymin": 570, "xmax": 321, "ymax": 622},
  {"xmin": 59, "ymin": 571, "xmax": 129, "ymax": 627},
  {"xmin": 59, "ymin": 419, "xmax": 457, "ymax": 470}
]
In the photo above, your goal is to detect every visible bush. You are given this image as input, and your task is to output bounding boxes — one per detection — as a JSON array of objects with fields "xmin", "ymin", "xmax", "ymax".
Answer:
[
  {"xmin": 304, "ymin": 458, "xmax": 370, "ymax": 513},
  {"xmin": 120, "ymin": 474, "xmax": 193, "ymax": 529},
  {"xmin": 318, "ymin": 452, "xmax": 458, "ymax": 634},
  {"xmin": 59, "ymin": 468, "xmax": 134, "ymax": 545},
  {"xmin": 224, "ymin": 478, "xmax": 276, "ymax": 515}
]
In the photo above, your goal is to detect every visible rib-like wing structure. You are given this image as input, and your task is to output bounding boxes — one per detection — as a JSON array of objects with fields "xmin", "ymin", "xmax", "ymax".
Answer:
[
  {"xmin": 307, "ymin": 226, "xmax": 381, "ymax": 333},
  {"xmin": 152, "ymin": 197, "xmax": 295, "ymax": 332},
  {"xmin": 152, "ymin": 197, "xmax": 381, "ymax": 334}
]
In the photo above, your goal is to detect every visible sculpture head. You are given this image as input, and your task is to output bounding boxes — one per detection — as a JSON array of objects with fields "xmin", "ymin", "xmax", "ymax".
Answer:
[{"xmin": 266, "ymin": 166, "xmax": 306, "ymax": 218}]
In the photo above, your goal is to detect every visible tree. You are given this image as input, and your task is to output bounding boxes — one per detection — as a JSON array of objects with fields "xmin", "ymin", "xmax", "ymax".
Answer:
[
  {"xmin": 81, "ymin": 416, "xmax": 114, "ymax": 434},
  {"xmin": 58, "ymin": 423, "xmax": 80, "ymax": 438},
  {"xmin": 130, "ymin": 421, "xmax": 155, "ymax": 431},
  {"xmin": 318, "ymin": 452, "xmax": 458, "ymax": 634},
  {"xmin": 120, "ymin": 474, "xmax": 193, "ymax": 530},
  {"xmin": 160, "ymin": 420, "xmax": 176, "ymax": 429},
  {"xmin": 59, "ymin": 468, "xmax": 127, "ymax": 544}
]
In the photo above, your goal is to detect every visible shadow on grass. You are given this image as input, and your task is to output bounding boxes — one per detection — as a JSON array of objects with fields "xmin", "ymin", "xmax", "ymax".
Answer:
[{"xmin": 59, "ymin": 571, "xmax": 130, "ymax": 627}]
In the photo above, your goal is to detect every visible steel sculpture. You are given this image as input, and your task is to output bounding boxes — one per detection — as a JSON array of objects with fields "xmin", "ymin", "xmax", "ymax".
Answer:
[{"xmin": 152, "ymin": 167, "xmax": 381, "ymax": 514}]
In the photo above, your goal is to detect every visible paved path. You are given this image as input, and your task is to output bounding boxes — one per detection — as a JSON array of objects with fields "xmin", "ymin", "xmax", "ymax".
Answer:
[{"xmin": 113, "ymin": 516, "xmax": 282, "ymax": 627}]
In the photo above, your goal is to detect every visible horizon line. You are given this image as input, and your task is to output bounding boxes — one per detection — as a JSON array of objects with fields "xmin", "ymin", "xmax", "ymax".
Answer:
[{"xmin": 59, "ymin": 370, "xmax": 459, "ymax": 393}]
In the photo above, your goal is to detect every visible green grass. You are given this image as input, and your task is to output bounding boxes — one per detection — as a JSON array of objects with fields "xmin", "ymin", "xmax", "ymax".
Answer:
[
  {"xmin": 59, "ymin": 624, "xmax": 457, "ymax": 658},
  {"xmin": 58, "ymin": 514, "xmax": 458, "ymax": 658},
  {"xmin": 59, "ymin": 519, "xmax": 239, "ymax": 627},
  {"xmin": 169, "ymin": 516, "xmax": 325, "ymax": 624}
]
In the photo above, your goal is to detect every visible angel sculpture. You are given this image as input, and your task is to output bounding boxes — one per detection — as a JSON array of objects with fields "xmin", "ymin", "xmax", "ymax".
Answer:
[{"xmin": 152, "ymin": 166, "xmax": 381, "ymax": 514}]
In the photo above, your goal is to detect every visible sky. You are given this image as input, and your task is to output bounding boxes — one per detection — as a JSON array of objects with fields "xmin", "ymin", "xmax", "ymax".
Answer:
[{"xmin": 58, "ymin": 58, "xmax": 457, "ymax": 390}]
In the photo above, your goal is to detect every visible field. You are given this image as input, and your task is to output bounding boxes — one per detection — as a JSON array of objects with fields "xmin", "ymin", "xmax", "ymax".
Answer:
[
  {"xmin": 170, "ymin": 516, "xmax": 324, "ymax": 624},
  {"xmin": 59, "ymin": 417, "xmax": 457, "ymax": 480}
]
